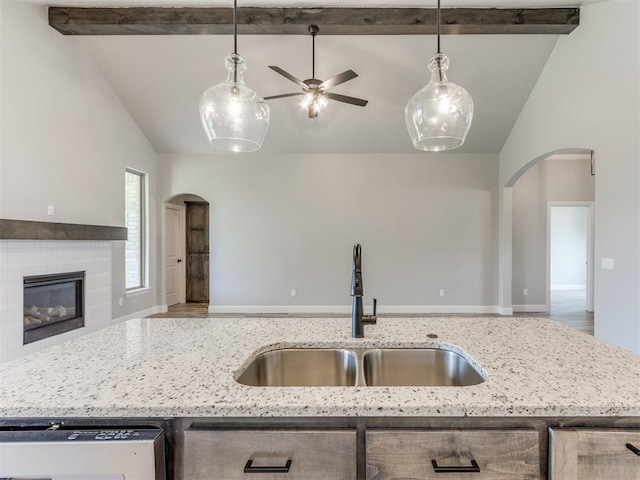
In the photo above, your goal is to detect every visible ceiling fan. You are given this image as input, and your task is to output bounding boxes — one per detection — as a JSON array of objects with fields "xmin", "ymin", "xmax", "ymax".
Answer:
[{"xmin": 264, "ymin": 25, "xmax": 368, "ymax": 119}]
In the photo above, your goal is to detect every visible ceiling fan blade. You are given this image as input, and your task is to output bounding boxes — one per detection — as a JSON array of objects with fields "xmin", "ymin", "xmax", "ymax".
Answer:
[
  {"xmin": 325, "ymin": 92, "xmax": 368, "ymax": 107},
  {"xmin": 264, "ymin": 92, "xmax": 304, "ymax": 100},
  {"xmin": 320, "ymin": 70, "xmax": 358, "ymax": 90},
  {"xmin": 268, "ymin": 66, "xmax": 306, "ymax": 88}
]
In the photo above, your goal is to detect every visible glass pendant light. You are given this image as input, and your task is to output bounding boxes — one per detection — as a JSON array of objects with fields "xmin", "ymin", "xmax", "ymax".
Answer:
[
  {"xmin": 405, "ymin": 0, "xmax": 473, "ymax": 152},
  {"xmin": 199, "ymin": 0, "xmax": 270, "ymax": 152}
]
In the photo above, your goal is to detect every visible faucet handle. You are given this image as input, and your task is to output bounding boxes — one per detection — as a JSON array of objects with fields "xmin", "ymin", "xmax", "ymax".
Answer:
[{"xmin": 363, "ymin": 298, "xmax": 377, "ymax": 324}]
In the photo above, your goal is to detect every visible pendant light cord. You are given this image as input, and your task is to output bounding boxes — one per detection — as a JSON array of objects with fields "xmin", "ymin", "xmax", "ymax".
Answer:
[
  {"xmin": 312, "ymin": 31, "xmax": 315, "ymax": 79},
  {"xmin": 233, "ymin": 0, "xmax": 238, "ymax": 83},
  {"xmin": 436, "ymin": 0, "xmax": 441, "ymax": 54},
  {"xmin": 436, "ymin": 0, "xmax": 444, "ymax": 81}
]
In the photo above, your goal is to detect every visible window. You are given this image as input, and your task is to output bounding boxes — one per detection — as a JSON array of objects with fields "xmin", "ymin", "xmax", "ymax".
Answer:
[{"xmin": 125, "ymin": 169, "xmax": 147, "ymax": 290}]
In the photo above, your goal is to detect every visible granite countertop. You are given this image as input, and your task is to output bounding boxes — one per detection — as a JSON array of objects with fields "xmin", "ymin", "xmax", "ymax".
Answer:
[{"xmin": 0, "ymin": 317, "xmax": 639, "ymax": 418}]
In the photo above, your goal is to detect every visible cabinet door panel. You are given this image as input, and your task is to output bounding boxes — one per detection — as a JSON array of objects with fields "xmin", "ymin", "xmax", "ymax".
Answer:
[
  {"xmin": 366, "ymin": 429, "xmax": 540, "ymax": 480},
  {"xmin": 184, "ymin": 429, "xmax": 356, "ymax": 480},
  {"xmin": 549, "ymin": 428, "xmax": 640, "ymax": 480}
]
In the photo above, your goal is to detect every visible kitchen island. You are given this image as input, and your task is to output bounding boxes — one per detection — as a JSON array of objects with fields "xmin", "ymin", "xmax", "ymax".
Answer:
[
  {"xmin": 1, "ymin": 316, "xmax": 639, "ymax": 479},
  {"xmin": 0, "ymin": 316, "xmax": 638, "ymax": 417}
]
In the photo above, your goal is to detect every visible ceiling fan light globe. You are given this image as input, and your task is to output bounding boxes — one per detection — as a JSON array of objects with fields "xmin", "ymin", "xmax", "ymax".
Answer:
[
  {"xmin": 317, "ymin": 94, "xmax": 329, "ymax": 109},
  {"xmin": 300, "ymin": 92, "xmax": 315, "ymax": 107},
  {"xmin": 199, "ymin": 55, "xmax": 270, "ymax": 153}
]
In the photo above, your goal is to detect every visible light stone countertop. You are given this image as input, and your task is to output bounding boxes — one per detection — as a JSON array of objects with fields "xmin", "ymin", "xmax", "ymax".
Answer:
[{"xmin": 0, "ymin": 316, "xmax": 639, "ymax": 418}]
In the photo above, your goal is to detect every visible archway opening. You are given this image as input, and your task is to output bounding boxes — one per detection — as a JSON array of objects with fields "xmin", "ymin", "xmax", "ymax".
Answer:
[
  {"xmin": 164, "ymin": 193, "xmax": 210, "ymax": 315},
  {"xmin": 503, "ymin": 148, "xmax": 595, "ymax": 335}
]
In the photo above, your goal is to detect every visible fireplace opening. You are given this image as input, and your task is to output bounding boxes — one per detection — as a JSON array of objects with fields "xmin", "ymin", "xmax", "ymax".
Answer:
[{"xmin": 23, "ymin": 271, "xmax": 85, "ymax": 344}]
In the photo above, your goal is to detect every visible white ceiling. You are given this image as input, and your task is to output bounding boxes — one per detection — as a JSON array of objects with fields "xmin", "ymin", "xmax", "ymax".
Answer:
[{"xmin": 35, "ymin": 0, "xmax": 606, "ymax": 154}]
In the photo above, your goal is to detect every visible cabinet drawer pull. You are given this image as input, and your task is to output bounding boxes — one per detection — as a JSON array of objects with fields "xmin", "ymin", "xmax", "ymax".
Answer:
[
  {"xmin": 627, "ymin": 443, "xmax": 640, "ymax": 456},
  {"xmin": 431, "ymin": 458, "xmax": 480, "ymax": 473},
  {"xmin": 244, "ymin": 459, "xmax": 293, "ymax": 473}
]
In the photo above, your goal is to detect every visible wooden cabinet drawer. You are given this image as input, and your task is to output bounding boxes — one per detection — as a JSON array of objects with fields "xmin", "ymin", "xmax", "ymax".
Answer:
[
  {"xmin": 184, "ymin": 429, "xmax": 356, "ymax": 479},
  {"xmin": 366, "ymin": 429, "xmax": 541, "ymax": 480},
  {"xmin": 549, "ymin": 428, "xmax": 640, "ymax": 480}
]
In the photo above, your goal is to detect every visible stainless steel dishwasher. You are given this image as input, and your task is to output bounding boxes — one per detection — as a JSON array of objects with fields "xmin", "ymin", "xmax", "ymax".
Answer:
[{"xmin": 0, "ymin": 428, "xmax": 165, "ymax": 479}]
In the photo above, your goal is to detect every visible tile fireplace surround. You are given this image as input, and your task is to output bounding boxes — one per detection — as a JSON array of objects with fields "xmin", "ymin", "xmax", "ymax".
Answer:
[{"xmin": 0, "ymin": 220, "xmax": 126, "ymax": 363}]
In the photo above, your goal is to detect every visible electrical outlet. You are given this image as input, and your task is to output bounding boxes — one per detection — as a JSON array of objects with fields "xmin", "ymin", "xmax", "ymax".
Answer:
[
  {"xmin": 118, "ymin": 297, "xmax": 123, "ymax": 306},
  {"xmin": 523, "ymin": 288, "xmax": 528, "ymax": 296},
  {"xmin": 439, "ymin": 289, "xmax": 445, "ymax": 297},
  {"xmin": 290, "ymin": 289, "xmax": 296, "ymax": 297},
  {"xmin": 47, "ymin": 205, "xmax": 55, "ymax": 216}
]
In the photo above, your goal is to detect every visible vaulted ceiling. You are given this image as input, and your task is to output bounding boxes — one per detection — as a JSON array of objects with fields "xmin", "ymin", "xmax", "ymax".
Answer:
[{"xmin": 29, "ymin": 0, "xmax": 608, "ymax": 154}]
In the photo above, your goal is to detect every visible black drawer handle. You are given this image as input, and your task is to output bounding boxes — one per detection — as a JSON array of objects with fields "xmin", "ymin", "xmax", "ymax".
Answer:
[
  {"xmin": 432, "ymin": 458, "xmax": 480, "ymax": 473},
  {"xmin": 627, "ymin": 443, "xmax": 640, "ymax": 456},
  {"xmin": 244, "ymin": 459, "xmax": 292, "ymax": 473}
]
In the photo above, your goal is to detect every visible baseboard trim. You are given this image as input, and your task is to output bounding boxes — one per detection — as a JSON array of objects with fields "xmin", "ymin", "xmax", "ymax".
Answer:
[
  {"xmin": 208, "ymin": 305, "xmax": 350, "ymax": 314},
  {"xmin": 496, "ymin": 306, "xmax": 514, "ymax": 316},
  {"xmin": 208, "ymin": 305, "xmax": 505, "ymax": 315},
  {"xmin": 512, "ymin": 304, "xmax": 548, "ymax": 313},
  {"xmin": 112, "ymin": 305, "xmax": 163, "ymax": 324}
]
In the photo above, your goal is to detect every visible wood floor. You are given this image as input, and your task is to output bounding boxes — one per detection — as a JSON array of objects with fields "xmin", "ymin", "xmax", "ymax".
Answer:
[
  {"xmin": 148, "ymin": 290, "xmax": 594, "ymax": 336},
  {"xmin": 540, "ymin": 289, "xmax": 594, "ymax": 335}
]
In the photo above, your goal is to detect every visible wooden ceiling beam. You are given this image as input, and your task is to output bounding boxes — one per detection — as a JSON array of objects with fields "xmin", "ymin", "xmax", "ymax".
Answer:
[{"xmin": 49, "ymin": 7, "xmax": 580, "ymax": 36}]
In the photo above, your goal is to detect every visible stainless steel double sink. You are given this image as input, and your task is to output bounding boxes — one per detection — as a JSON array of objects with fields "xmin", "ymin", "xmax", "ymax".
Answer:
[{"xmin": 235, "ymin": 347, "xmax": 485, "ymax": 387}]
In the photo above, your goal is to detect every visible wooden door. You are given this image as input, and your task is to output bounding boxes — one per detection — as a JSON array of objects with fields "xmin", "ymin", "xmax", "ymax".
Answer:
[
  {"xmin": 185, "ymin": 202, "xmax": 209, "ymax": 303},
  {"xmin": 165, "ymin": 204, "xmax": 185, "ymax": 307},
  {"xmin": 549, "ymin": 428, "xmax": 640, "ymax": 479}
]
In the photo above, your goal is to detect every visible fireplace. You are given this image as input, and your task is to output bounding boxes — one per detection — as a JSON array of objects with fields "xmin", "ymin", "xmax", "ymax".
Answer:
[{"xmin": 23, "ymin": 271, "xmax": 85, "ymax": 344}]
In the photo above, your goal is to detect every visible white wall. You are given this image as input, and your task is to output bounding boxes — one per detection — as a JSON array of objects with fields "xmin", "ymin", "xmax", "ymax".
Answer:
[
  {"xmin": 550, "ymin": 206, "xmax": 588, "ymax": 289},
  {"xmin": 512, "ymin": 158, "xmax": 594, "ymax": 306},
  {"xmin": 0, "ymin": 2, "xmax": 160, "ymax": 319},
  {"xmin": 500, "ymin": 0, "xmax": 640, "ymax": 352},
  {"xmin": 159, "ymin": 153, "xmax": 499, "ymax": 312},
  {"xmin": 0, "ymin": 1, "xmax": 4, "ymax": 219}
]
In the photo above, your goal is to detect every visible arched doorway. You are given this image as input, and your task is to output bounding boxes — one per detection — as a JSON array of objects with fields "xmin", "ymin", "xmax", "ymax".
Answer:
[
  {"xmin": 500, "ymin": 148, "xmax": 595, "ymax": 334},
  {"xmin": 164, "ymin": 194, "xmax": 210, "ymax": 310}
]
